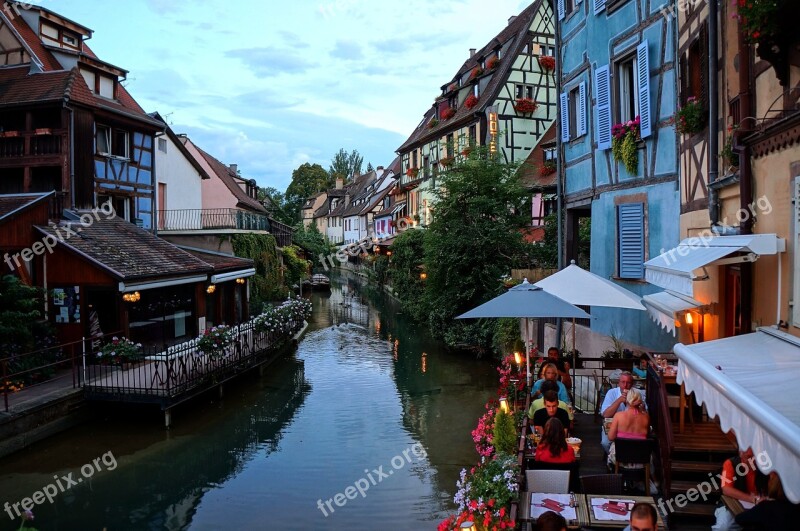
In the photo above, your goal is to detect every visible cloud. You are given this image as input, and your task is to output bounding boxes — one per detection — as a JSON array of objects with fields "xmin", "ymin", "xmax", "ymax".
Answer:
[
  {"xmin": 226, "ymin": 47, "xmax": 315, "ymax": 77},
  {"xmin": 372, "ymin": 38, "xmax": 408, "ymax": 54},
  {"xmin": 330, "ymin": 40, "xmax": 363, "ymax": 60},
  {"xmin": 278, "ymin": 31, "xmax": 309, "ymax": 48}
]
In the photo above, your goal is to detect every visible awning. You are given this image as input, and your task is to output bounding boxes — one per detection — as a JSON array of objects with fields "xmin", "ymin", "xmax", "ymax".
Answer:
[
  {"xmin": 675, "ymin": 327, "xmax": 800, "ymax": 503},
  {"xmin": 391, "ymin": 202, "xmax": 407, "ymax": 214},
  {"xmin": 644, "ymin": 234, "xmax": 785, "ymax": 297},
  {"xmin": 642, "ymin": 290, "xmax": 703, "ymax": 335}
]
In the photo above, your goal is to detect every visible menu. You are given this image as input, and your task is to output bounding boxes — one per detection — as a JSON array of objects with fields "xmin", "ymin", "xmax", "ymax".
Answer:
[
  {"xmin": 591, "ymin": 498, "xmax": 636, "ymax": 521},
  {"xmin": 530, "ymin": 493, "xmax": 577, "ymax": 521}
]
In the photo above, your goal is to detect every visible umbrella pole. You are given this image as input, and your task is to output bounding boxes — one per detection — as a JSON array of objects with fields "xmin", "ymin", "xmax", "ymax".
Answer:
[
  {"xmin": 525, "ymin": 317, "xmax": 531, "ymax": 385},
  {"xmin": 572, "ymin": 317, "xmax": 577, "ymax": 403}
]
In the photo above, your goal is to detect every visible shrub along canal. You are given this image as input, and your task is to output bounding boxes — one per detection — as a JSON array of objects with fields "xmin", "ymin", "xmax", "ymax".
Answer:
[{"xmin": 0, "ymin": 274, "xmax": 497, "ymax": 530}]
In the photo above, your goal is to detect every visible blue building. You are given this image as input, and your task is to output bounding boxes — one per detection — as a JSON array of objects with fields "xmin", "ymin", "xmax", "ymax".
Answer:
[{"xmin": 557, "ymin": 0, "xmax": 679, "ymax": 350}]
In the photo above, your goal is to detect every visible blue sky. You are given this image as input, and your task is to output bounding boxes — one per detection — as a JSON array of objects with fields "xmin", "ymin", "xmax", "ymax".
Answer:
[{"xmin": 31, "ymin": 0, "xmax": 530, "ymax": 191}]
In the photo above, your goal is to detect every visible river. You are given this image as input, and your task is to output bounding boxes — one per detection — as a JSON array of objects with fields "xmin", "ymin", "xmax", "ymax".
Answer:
[{"xmin": 0, "ymin": 274, "xmax": 498, "ymax": 530}]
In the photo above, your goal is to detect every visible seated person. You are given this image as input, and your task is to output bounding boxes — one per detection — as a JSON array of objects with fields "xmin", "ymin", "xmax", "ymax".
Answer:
[
  {"xmin": 712, "ymin": 447, "xmax": 769, "ymax": 531},
  {"xmin": 536, "ymin": 510, "xmax": 567, "ymax": 531},
  {"xmin": 600, "ymin": 371, "xmax": 646, "ymax": 453},
  {"xmin": 535, "ymin": 417, "xmax": 576, "ymax": 464},
  {"xmin": 735, "ymin": 472, "xmax": 800, "ymax": 531},
  {"xmin": 624, "ymin": 502, "xmax": 658, "ymax": 531},
  {"xmin": 531, "ymin": 362, "xmax": 570, "ymax": 404},
  {"xmin": 536, "ymin": 347, "xmax": 572, "ymax": 389},
  {"xmin": 607, "ymin": 388, "xmax": 649, "ymax": 467},
  {"xmin": 532, "ymin": 391, "xmax": 571, "ymax": 435},
  {"xmin": 527, "ymin": 380, "xmax": 574, "ymax": 422}
]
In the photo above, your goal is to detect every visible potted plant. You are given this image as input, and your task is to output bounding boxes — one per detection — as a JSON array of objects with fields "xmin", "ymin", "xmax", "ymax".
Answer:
[
  {"xmin": 514, "ymin": 97, "xmax": 538, "ymax": 115},
  {"xmin": 464, "ymin": 94, "xmax": 479, "ymax": 109},
  {"xmin": 540, "ymin": 160, "xmax": 556, "ymax": 177},
  {"xmin": 538, "ymin": 55, "xmax": 556, "ymax": 72},
  {"xmin": 97, "ymin": 336, "xmax": 143, "ymax": 365},
  {"xmin": 196, "ymin": 325, "xmax": 233, "ymax": 360},
  {"xmin": 470, "ymin": 66, "xmax": 484, "ymax": 79},
  {"xmin": 611, "ymin": 116, "xmax": 641, "ymax": 175},
  {"xmin": 721, "ymin": 125, "xmax": 739, "ymax": 168},
  {"xmin": 675, "ymin": 97, "xmax": 705, "ymax": 135},
  {"xmin": 441, "ymin": 107, "xmax": 456, "ymax": 120},
  {"xmin": 487, "ymin": 56, "xmax": 500, "ymax": 70},
  {"xmin": 406, "ymin": 167, "xmax": 419, "ymax": 178},
  {"xmin": 440, "ymin": 156, "xmax": 455, "ymax": 167},
  {"xmin": 428, "ymin": 117, "xmax": 440, "ymax": 129}
]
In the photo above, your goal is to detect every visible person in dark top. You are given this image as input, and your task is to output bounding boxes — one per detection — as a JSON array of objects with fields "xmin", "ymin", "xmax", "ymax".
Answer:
[
  {"xmin": 536, "ymin": 510, "xmax": 566, "ymax": 531},
  {"xmin": 537, "ymin": 346, "xmax": 572, "ymax": 389},
  {"xmin": 532, "ymin": 391, "xmax": 571, "ymax": 435},
  {"xmin": 735, "ymin": 472, "xmax": 800, "ymax": 531}
]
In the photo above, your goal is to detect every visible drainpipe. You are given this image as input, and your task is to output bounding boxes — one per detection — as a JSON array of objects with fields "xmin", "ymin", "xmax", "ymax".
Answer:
[
  {"xmin": 555, "ymin": 13, "xmax": 564, "ymax": 353},
  {"xmin": 707, "ymin": 0, "xmax": 720, "ymax": 226},
  {"xmin": 65, "ymin": 100, "xmax": 75, "ymax": 212},
  {"xmin": 735, "ymin": 15, "xmax": 754, "ymax": 333}
]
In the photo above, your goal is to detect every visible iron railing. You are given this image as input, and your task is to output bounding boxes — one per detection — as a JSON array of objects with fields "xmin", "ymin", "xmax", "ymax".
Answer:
[
  {"xmin": 157, "ymin": 209, "xmax": 293, "ymax": 246},
  {"xmin": 83, "ymin": 317, "xmax": 303, "ymax": 406}
]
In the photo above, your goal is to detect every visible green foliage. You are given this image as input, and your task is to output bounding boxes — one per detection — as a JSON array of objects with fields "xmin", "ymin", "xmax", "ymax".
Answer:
[
  {"xmin": 282, "ymin": 245, "xmax": 310, "ymax": 287},
  {"xmin": 613, "ymin": 132, "xmax": 639, "ymax": 175},
  {"xmin": 675, "ymin": 97, "xmax": 705, "ymax": 135},
  {"xmin": 328, "ymin": 148, "xmax": 364, "ymax": 186},
  {"xmin": 493, "ymin": 317, "xmax": 521, "ymax": 356},
  {"xmin": 259, "ymin": 186, "xmax": 292, "ymax": 225},
  {"xmin": 527, "ymin": 213, "xmax": 559, "ymax": 269},
  {"xmin": 285, "ymin": 163, "xmax": 330, "ymax": 223},
  {"xmin": 423, "ymin": 148, "xmax": 531, "ymax": 349},
  {"xmin": 387, "ymin": 228, "xmax": 428, "ymax": 320},
  {"xmin": 0, "ymin": 276, "xmax": 53, "ymax": 355},
  {"xmin": 292, "ymin": 222, "xmax": 333, "ymax": 269},
  {"xmin": 492, "ymin": 409, "xmax": 518, "ymax": 456},
  {"xmin": 230, "ymin": 233, "xmax": 287, "ymax": 309},
  {"xmin": 372, "ymin": 254, "xmax": 390, "ymax": 285}
]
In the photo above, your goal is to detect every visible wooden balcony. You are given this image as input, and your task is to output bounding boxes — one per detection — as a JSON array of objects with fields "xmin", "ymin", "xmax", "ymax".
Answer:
[{"xmin": 0, "ymin": 129, "xmax": 65, "ymax": 165}]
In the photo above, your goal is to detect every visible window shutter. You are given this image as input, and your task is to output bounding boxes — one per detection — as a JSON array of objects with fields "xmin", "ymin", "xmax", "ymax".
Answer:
[
  {"xmin": 793, "ymin": 177, "xmax": 800, "ymax": 326},
  {"xmin": 558, "ymin": 0, "xmax": 565, "ymax": 20},
  {"xmin": 637, "ymin": 40, "xmax": 652, "ymax": 138},
  {"xmin": 560, "ymin": 92, "xmax": 570, "ymax": 143},
  {"xmin": 618, "ymin": 203, "xmax": 645, "ymax": 279},
  {"xmin": 595, "ymin": 65, "xmax": 612, "ymax": 150},
  {"xmin": 594, "ymin": 0, "xmax": 605, "ymax": 15},
  {"xmin": 576, "ymin": 0, "xmax": 582, "ymax": 4},
  {"xmin": 578, "ymin": 81, "xmax": 587, "ymax": 137}
]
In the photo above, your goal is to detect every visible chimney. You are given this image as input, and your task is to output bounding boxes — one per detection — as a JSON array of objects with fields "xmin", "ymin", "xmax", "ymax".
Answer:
[
  {"xmin": 508, "ymin": 15, "xmax": 517, "ymax": 25},
  {"xmin": 229, "ymin": 163, "xmax": 238, "ymax": 174},
  {"xmin": 469, "ymin": 48, "xmax": 476, "ymax": 57},
  {"xmin": 376, "ymin": 165, "xmax": 385, "ymax": 178},
  {"xmin": 336, "ymin": 178, "xmax": 343, "ymax": 189}
]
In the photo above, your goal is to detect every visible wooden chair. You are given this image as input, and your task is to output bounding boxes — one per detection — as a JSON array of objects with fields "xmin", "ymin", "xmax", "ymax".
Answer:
[
  {"xmin": 593, "ymin": 370, "xmax": 612, "ymax": 423},
  {"xmin": 580, "ymin": 474, "xmax": 624, "ymax": 495},
  {"xmin": 525, "ymin": 468, "xmax": 570, "ymax": 494},
  {"xmin": 614, "ymin": 437, "xmax": 655, "ymax": 495}
]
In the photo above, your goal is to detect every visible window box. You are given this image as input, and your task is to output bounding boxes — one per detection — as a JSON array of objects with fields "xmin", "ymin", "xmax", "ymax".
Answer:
[
  {"xmin": 470, "ymin": 66, "xmax": 484, "ymax": 80},
  {"xmin": 440, "ymin": 156, "xmax": 455, "ymax": 168},
  {"xmin": 428, "ymin": 118, "xmax": 439, "ymax": 129},
  {"xmin": 611, "ymin": 117, "xmax": 641, "ymax": 175},
  {"xmin": 464, "ymin": 94, "xmax": 479, "ymax": 109},
  {"xmin": 514, "ymin": 97, "xmax": 538, "ymax": 115},
  {"xmin": 34, "ymin": 128, "xmax": 53, "ymax": 135},
  {"xmin": 540, "ymin": 160, "xmax": 556, "ymax": 177},
  {"xmin": 441, "ymin": 107, "xmax": 456, "ymax": 120},
  {"xmin": 538, "ymin": 55, "xmax": 555, "ymax": 72},
  {"xmin": 675, "ymin": 97, "xmax": 705, "ymax": 135},
  {"xmin": 487, "ymin": 56, "xmax": 500, "ymax": 70},
  {"xmin": 406, "ymin": 168, "xmax": 419, "ymax": 178}
]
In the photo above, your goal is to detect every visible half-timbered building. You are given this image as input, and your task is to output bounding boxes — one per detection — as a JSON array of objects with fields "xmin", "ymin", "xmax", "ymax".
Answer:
[
  {"xmin": 395, "ymin": 0, "xmax": 558, "ymax": 227},
  {"xmin": 558, "ymin": 0, "xmax": 679, "ymax": 350}
]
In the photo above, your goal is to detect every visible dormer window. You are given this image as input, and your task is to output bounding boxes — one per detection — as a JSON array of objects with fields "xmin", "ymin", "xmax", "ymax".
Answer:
[{"xmin": 62, "ymin": 32, "xmax": 78, "ymax": 47}]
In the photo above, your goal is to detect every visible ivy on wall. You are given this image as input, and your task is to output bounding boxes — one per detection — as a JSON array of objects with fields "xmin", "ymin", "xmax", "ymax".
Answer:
[{"xmin": 230, "ymin": 233, "xmax": 287, "ymax": 308}]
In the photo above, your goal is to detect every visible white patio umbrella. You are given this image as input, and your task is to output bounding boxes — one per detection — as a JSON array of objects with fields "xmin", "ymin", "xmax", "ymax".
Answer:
[{"xmin": 534, "ymin": 260, "xmax": 646, "ymax": 377}]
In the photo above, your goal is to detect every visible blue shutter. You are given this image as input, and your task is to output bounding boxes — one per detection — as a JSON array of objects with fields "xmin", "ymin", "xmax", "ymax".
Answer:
[
  {"xmin": 558, "ymin": 0, "xmax": 565, "ymax": 20},
  {"xmin": 595, "ymin": 65, "xmax": 612, "ymax": 150},
  {"xmin": 637, "ymin": 40, "xmax": 652, "ymax": 138},
  {"xmin": 560, "ymin": 92, "xmax": 570, "ymax": 143},
  {"xmin": 618, "ymin": 203, "xmax": 645, "ymax": 279},
  {"xmin": 594, "ymin": 0, "xmax": 606, "ymax": 15},
  {"xmin": 578, "ymin": 81, "xmax": 587, "ymax": 137}
]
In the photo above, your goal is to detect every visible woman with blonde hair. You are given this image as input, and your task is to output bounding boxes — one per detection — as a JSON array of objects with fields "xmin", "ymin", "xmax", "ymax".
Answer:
[
  {"xmin": 531, "ymin": 362, "xmax": 570, "ymax": 403},
  {"xmin": 607, "ymin": 387, "xmax": 649, "ymax": 467}
]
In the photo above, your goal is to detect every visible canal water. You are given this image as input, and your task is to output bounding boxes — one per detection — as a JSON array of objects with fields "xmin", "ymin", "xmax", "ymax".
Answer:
[{"xmin": 0, "ymin": 275, "xmax": 498, "ymax": 530}]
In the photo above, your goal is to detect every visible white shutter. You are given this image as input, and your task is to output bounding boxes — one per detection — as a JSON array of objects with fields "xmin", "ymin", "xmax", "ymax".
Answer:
[
  {"xmin": 594, "ymin": 0, "xmax": 606, "ymax": 15},
  {"xmin": 637, "ymin": 40, "xmax": 652, "ymax": 138},
  {"xmin": 558, "ymin": 0, "xmax": 565, "ymax": 20},
  {"xmin": 578, "ymin": 81, "xmax": 587, "ymax": 137},
  {"xmin": 560, "ymin": 92, "xmax": 570, "ymax": 143},
  {"xmin": 793, "ymin": 177, "xmax": 800, "ymax": 326},
  {"xmin": 595, "ymin": 65, "xmax": 612, "ymax": 150}
]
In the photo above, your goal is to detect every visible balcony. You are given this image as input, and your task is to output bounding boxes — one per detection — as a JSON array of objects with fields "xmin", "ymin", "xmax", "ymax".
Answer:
[
  {"xmin": 158, "ymin": 209, "xmax": 292, "ymax": 246},
  {"xmin": 0, "ymin": 129, "xmax": 64, "ymax": 161}
]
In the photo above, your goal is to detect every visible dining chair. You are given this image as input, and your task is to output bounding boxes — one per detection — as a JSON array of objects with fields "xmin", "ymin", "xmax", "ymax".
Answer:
[
  {"xmin": 526, "ymin": 468, "xmax": 570, "ymax": 494},
  {"xmin": 592, "ymin": 370, "xmax": 612, "ymax": 423},
  {"xmin": 614, "ymin": 437, "xmax": 655, "ymax": 495},
  {"xmin": 580, "ymin": 474, "xmax": 624, "ymax": 495}
]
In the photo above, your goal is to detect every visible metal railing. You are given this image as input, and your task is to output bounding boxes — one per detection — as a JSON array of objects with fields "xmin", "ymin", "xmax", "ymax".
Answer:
[{"xmin": 157, "ymin": 209, "xmax": 293, "ymax": 246}]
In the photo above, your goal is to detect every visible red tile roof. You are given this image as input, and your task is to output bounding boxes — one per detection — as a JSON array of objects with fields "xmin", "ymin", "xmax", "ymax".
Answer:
[
  {"xmin": 0, "ymin": 192, "xmax": 53, "ymax": 222},
  {"xmin": 181, "ymin": 248, "xmax": 254, "ymax": 273},
  {"xmin": 0, "ymin": 66, "xmax": 73, "ymax": 106},
  {"xmin": 34, "ymin": 216, "xmax": 212, "ymax": 281},
  {"xmin": 192, "ymin": 143, "xmax": 267, "ymax": 213}
]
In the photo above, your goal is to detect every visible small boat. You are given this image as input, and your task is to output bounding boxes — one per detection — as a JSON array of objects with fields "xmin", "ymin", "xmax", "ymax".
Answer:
[{"xmin": 309, "ymin": 274, "xmax": 331, "ymax": 291}]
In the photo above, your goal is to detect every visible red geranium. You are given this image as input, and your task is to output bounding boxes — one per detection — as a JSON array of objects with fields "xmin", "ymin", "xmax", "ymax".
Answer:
[
  {"xmin": 465, "ymin": 94, "xmax": 479, "ymax": 109},
  {"xmin": 441, "ymin": 107, "xmax": 456, "ymax": 120},
  {"xmin": 538, "ymin": 55, "xmax": 556, "ymax": 72},
  {"xmin": 514, "ymin": 97, "xmax": 538, "ymax": 114},
  {"xmin": 487, "ymin": 56, "xmax": 500, "ymax": 70}
]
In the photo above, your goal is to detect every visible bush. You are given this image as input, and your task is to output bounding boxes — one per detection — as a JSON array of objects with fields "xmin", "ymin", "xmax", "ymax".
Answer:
[{"xmin": 492, "ymin": 409, "xmax": 517, "ymax": 456}]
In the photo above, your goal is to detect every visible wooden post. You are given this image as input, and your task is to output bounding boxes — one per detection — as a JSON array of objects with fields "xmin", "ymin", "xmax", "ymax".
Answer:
[{"xmin": 164, "ymin": 408, "xmax": 172, "ymax": 429}]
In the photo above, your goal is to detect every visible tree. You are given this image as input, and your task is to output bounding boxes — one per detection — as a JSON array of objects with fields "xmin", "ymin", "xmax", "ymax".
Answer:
[
  {"xmin": 328, "ymin": 148, "xmax": 364, "ymax": 185},
  {"xmin": 284, "ymin": 163, "xmax": 329, "ymax": 223},
  {"xmin": 293, "ymin": 222, "xmax": 333, "ymax": 269},
  {"xmin": 387, "ymin": 228, "xmax": 428, "ymax": 321},
  {"xmin": 366, "ymin": 162, "xmax": 374, "ymax": 173},
  {"xmin": 423, "ymin": 148, "xmax": 532, "ymax": 350},
  {"xmin": 258, "ymin": 186, "xmax": 292, "ymax": 225}
]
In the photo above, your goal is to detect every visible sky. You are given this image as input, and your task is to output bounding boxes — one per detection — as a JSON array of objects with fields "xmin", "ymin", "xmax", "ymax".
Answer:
[{"xmin": 29, "ymin": 0, "xmax": 530, "ymax": 192}]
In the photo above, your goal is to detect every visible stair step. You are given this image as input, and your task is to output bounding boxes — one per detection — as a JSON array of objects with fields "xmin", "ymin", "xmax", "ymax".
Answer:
[
  {"xmin": 669, "ymin": 502, "xmax": 718, "ymax": 518},
  {"xmin": 669, "ymin": 479, "xmax": 720, "ymax": 497},
  {"xmin": 671, "ymin": 460, "xmax": 721, "ymax": 474}
]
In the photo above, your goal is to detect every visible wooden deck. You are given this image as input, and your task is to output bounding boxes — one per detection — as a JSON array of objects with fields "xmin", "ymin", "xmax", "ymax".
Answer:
[{"xmin": 672, "ymin": 421, "xmax": 737, "ymax": 453}]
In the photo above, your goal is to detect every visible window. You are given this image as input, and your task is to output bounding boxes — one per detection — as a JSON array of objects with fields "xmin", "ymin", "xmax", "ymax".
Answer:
[
  {"xmin": 680, "ymin": 24, "xmax": 708, "ymax": 107},
  {"xmin": 62, "ymin": 32, "xmax": 78, "ymax": 47},
  {"xmin": 560, "ymin": 82, "xmax": 586, "ymax": 142},
  {"xmin": 468, "ymin": 125, "xmax": 477, "ymax": 145},
  {"xmin": 98, "ymin": 196, "xmax": 131, "ymax": 222},
  {"xmin": 557, "ymin": 0, "xmax": 576, "ymax": 20},
  {"xmin": 544, "ymin": 147, "xmax": 557, "ymax": 161},
  {"xmin": 412, "ymin": 151, "xmax": 418, "ymax": 170},
  {"xmin": 157, "ymin": 138, "xmax": 167, "ymax": 153},
  {"xmin": 448, "ymin": 95, "xmax": 457, "ymax": 109},
  {"xmin": 617, "ymin": 202, "xmax": 645, "ymax": 279},
  {"xmin": 446, "ymin": 133, "xmax": 454, "ymax": 157},
  {"xmin": 473, "ymin": 84, "xmax": 480, "ymax": 98},
  {"xmin": 95, "ymin": 125, "xmax": 110, "ymax": 155},
  {"xmin": 423, "ymin": 155, "xmax": 430, "ymax": 178},
  {"xmin": 617, "ymin": 55, "xmax": 639, "ymax": 124},
  {"xmin": 515, "ymin": 84, "xmax": 534, "ymax": 100},
  {"xmin": 112, "ymin": 130, "xmax": 130, "ymax": 159}
]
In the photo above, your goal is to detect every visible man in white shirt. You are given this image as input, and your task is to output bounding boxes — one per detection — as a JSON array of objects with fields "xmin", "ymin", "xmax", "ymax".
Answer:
[{"xmin": 600, "ymin": 371, "xmax": 645, "ymax": 453}]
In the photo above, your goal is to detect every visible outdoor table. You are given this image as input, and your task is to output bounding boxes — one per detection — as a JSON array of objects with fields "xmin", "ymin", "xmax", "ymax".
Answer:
[
  {"xmin": 721, "ymin": 494, "xmax": 751, "ymax": 516},
  {"xmin": 584, "ymin": 494, "xmax": 667, "ymax": 529},
  {"xmin": 662, "ymin": 367, "xmax": 689, "ymax": 433},
  {"xmin": 518, "ymin": 491, "xmax": 587, "ymax": 528}
]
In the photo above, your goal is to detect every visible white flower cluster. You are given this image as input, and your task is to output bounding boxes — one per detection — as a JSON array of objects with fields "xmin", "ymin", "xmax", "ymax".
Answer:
[{"xmin": 253, "ymin": 296, "xmax": 312, "ymax": 336}]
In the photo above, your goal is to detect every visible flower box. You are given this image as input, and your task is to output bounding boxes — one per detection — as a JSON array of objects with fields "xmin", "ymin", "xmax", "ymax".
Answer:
[
  {"xmin": 538, "ymin": 55, "xmax": 556, "ymax": 72},
  {"xmin": 514, "ymin": 97, "xmax": 538, "ymax": 114},
  {"xmin": 611, "ymin": 116, "xmax": 641, "ymax": 175},
  {"xmin": 540, "ymin": 160, "xmax": 556, "ymax": 177},
  {"xmin": 487, "ymin": 56, "xmax": 500, "ymax": 70},
  {"xmin": 470, "ymin": 66, "xmax": 484, "ymax": 80},
  {"xmin": 428, "ymin": 117, "xmax": 440, "ymax": 129},
  {"xmin": 34, "ymin": 128, "xmax": 52, "ymax": 135},
  {"xmin": 441, "ymin": 107, "xmax": 456, "ymax": 120},
  {"xmin": 440, "ymin": 156, "xmax": 455, "ymax": 168},
  {"xmin": 464, "ymin": 94, "xmax": 479, "ymax": 109},
  {"xmin": 406, "ymin": 168, "xmax": 419, "ymax": 178},
  {"xmin": 1, "ymin": 131, "xmax": 19, "ymax": 138},
  {"xmin": 675, "ymin": 97, "xmax": 705, "ymax": 135},
  {"xmin": 447, "ymin": 82, "xmax": 458, "ymax": 92}
]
